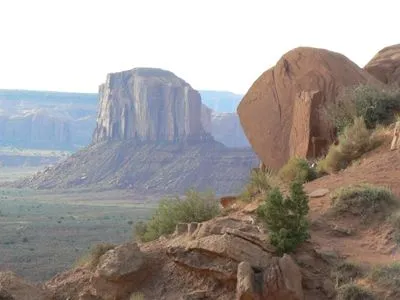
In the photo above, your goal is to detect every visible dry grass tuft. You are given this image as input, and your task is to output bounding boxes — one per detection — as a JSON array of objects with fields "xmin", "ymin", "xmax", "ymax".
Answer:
[{"xmin": 75, "ymin": 242, "xmax": 116, "ymax": 270}]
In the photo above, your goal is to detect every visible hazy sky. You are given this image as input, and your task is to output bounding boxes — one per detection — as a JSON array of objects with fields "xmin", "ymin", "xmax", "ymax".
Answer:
[{"xmin": 0, "ymin": 0, "xmax": 398, "ymax": 94}]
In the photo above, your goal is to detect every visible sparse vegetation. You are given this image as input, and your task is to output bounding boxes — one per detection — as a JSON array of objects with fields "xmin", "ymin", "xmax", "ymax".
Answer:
[
  {"xmin": 135, "ymin": 189, "xmax": 220, "ymax": 242},
  {"xmin": 369, "ymin": 262, "xmax": 400, "ymax": 294},
  {"xmin": 323, "ymin": 84, "xmax": 400, "ymax": 133},
  {"xmin": 257, "ymin": 181, "xmax": 309, "ymax": 254},
  {"xmin": 0, "ymin": 188, "xmax": 155, "ymax": 282},
  {"xmin": 336, "ymin": 283, "xmax": 376, "ymax": 300},
  {"xmin": 332, "ymin": 261, "xmax": 363, "ymax": 286},
  {"xmin": 330, "ymin": 184, "xmax": 398, "ymax": 220},
  {"xmin": 278, "ymin": 157, "xmax": 316, "ymax": 183},
  {"xmin": 75, "ymin": 242, "xmax": 116, "ymax": 270},
  {"xmin": 239, "ymin": 168, "xmax": 277, "ymax": 202},
  {"xmin": 317, "ymin": 117, "xmax": 385, "ymax": 173}
]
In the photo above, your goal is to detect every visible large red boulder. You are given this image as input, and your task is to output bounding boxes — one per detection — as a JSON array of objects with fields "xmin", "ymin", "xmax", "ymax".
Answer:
[
  {"xmin": 364, "ymin": 44, "xmax": 400, "ymax": 85},
  {"xmin": 237, "ymin": 47, "xmax": 378, "ymax": 170}
]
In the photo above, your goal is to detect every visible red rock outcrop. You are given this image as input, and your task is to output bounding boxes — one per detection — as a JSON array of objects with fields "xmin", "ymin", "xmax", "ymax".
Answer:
[
  {"xmin": 364, "ymin": 44, "xmax": 400, "ymax": 85},
  {"xmin": 237, "ymin": 47, "xmax": 379, "ymax": 170}
]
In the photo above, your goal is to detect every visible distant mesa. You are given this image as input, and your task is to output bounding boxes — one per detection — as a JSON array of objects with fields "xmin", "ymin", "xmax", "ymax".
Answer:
[
  {"xmin": 0, "ymin": 90, "xmax": 98, "ymax": 151},
  {"xmin": 364, "ymin": 44, "xmax": 400, "ymax": 85},
  {"xmin": 237, "ymin": 46, "xmax": 380, "ymax": 170},
  {"xmin": 93, "ymin": 68, "xmax": 212, "ymax": 144},
  {"xmin": 18, "ymin": 68, "xmax": 257, "ymax": 194}
]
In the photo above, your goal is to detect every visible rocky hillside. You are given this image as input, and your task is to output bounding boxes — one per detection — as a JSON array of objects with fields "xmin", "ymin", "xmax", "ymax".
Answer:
[
  {"xmin": 364, "ymin": 44, "xmax": 400, "ymax": 85},
  {"xmin": 18, "ymin": 140, "xmax": 256, "ymax": 195},
  {"xmin": 237, "ymin": 47, "xmax": 380, "ymax": 170},
  {"xmin": 18, "ymin": 68, "xmax": 257, "ymax": 194},
  {"xmin": 6, "ymin": 136, "xmax": 400, "ymax": 299}
]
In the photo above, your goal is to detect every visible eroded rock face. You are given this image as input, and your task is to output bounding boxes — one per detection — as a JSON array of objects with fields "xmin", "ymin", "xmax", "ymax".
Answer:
[
  {"xmin": 237, "ymin": 47, "xmax": 379, "ymax": 170},
  {"xmin": 364, "ymin": 44, "xmax": 400, "ymax": 85},
  {"xmin": 93, "ymin": 68, "xmax": 210, "ymax": 143}
]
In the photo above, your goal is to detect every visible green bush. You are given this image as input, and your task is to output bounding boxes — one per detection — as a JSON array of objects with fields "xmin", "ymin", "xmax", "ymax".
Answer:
[
  {"xmin": 330, "ymin": 184, "xmax": 397, "ymax": 220},
  {"xmin": 336, "ymin": 283, "xmax": 376, "ymax": 300},
  {"xmin": 257, "ymin": 181, "xmax": 309, "ymax": 254},
  {"xmin": 75, "ymin": 242, "xmax": 116, "ymax": 270},
  {"xmin": 323, "ymin": 84, "xmax": 400, "ymax": 133},
  {"xmin": 135, "ymin": 189, "xmax": 219, "ymax": 242},
  {"xmin": 317, "ymin": 117, "xmax": 384, "ymax": 173},
  {"xmin": 240, "ymin": 168, "xmax": 277, "ymax": 202},
  {"xmin": 278, "ymin": 157, "xmax": 316, "ymax": 184},
  {"xmin": 370, "ymin": 262, "xmax": 400, "ymax": 294}
]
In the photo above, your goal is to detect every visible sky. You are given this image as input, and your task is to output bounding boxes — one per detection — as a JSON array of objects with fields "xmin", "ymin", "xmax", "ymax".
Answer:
[{"xmin": 0, "ymin": 0, "xmax": 398, "ymax": 95}]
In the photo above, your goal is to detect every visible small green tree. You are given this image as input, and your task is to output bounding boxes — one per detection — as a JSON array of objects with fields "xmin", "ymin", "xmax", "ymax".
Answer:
[{"xmin": 257, "ymin": 181, "xmax": 310, "ymax": 254}]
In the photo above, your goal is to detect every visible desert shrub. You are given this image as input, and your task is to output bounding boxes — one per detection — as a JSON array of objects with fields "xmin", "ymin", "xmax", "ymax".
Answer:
[
  {"xmin": 135, "ymin": 189, "xmax": 219, "ymax": 242},
  {"xmin": 240, "ymin": 168, "xmax": 277, "ymax": 202},
  {"xmin": 134, "ymin": 221, "xmax": 148, "ymax": 239},
  {"xmin": 278, "ymin": 157, "xmax": 317, "ymax": 183},
  {"xmin": 324, "ymin": 84, "xmax": 400, "ymax": 133},
  {"xmin": 317, "ymin": 145, "xmax": 346, "ymax": 174},
  {"xmin": 130, "ymin": 292, "xmax": 144, "ymax": 300},
  {"xmin": 336, "ymin": 283, "xmax": 376, "ymax": 300},
  {"xmin": 332, "ymin": 261, "xmax": 363, "ymax": 286},
  {"xmin": 330, "ymin": 184, "xmax": 397, "ymax": 220},
  {"xmin": 75, "ymin": 242, "xmax": 116, "ymax": 270},
  {"xmin": 257, "ymin": 181, "xmax": 309, "ymax": 254},
  {"xmin": 369, "ymin": 262, "xmax": 400, "ymax": 293},
  {"xmin": 317, "ymin": 117, "xmax": 384, "ymax": 173}
]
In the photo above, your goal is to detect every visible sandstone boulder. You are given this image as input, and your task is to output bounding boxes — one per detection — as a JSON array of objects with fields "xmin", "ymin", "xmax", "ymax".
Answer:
[
  {"xmin": 308, "ymin": 188, "xmax": 330, "ymax": 198},
  {"xmin": 237, "ymin": 47, "xmax": 379, "ymax": 170},
  {"xmin": 364, "ymin": 44, "xmax": 400, "ymax": 85},
  {"xmin": 95, "ymin": 242, "xmax": 144, "ymax": 281},
  {"xmin": 262, "ymin": 255, "xmax": 304, "ymax": 300},
  {"xmin": 186, "ymin": 233, "xmax": 272, "ymax": 269}
]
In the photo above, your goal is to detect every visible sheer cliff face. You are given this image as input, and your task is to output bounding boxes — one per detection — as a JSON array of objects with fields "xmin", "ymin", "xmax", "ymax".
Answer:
[{"xmin": 93, "ymin": 68, "xmax": 209, "ymax": 143}]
